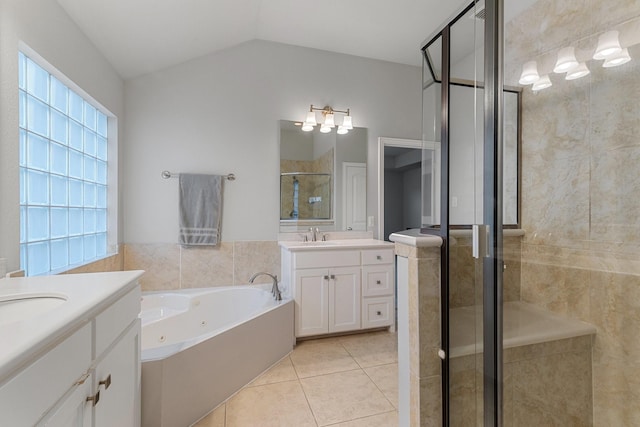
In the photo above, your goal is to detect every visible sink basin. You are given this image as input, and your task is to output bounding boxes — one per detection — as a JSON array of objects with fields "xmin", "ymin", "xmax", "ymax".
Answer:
[{"xmin": 0, "ymin": 294, "xmax": 67, "ymax": 326}]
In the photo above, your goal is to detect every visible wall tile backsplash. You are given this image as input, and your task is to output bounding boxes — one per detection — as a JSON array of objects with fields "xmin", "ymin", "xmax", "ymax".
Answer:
[{"xmin": 123, "ymin": 241, "xmax": 281, "ymax": 291}]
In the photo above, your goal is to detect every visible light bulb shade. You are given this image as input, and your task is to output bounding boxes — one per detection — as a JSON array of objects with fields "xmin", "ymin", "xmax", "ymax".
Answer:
[
  {"xmin": 593, "ymin": 30, "xmax": 622, "ymax": 60},
  {"xmin": 532, "ymin": 75, "xmax": 552, "ymax": 91},
  {"xmin": 324, "ymin": 113, "xmax": 335, "ymax": 127},
  {"xmin": 342, "ymin": 115, "xmax": 353, "ymax": 130},
  {"xmin": 304, "ymin": 111, "xmax": 317, "ymax": 126},
  {"xmin": 565, "ymin": 62, "xmax": 590, "ymax": 80},
  {"xmin": 301, "ymin": 123, "xmax": 314, "ymax": 132},
  {"xmin": 603, "ymin": 48, "xmax": 631, "ymax": 67},
  {"xmin": 518, "ymin": 61, "xmax": 540, "ymax": 85},
  {"xmin": 337, "ymin": 126, "xmax": 348, "ymax": 135},
  {"xmin": 319, "ymin": 124, "xmax": 332, "ymax": 133},
  {"xmin": 553, "ymin": 47, "xmax": 579, "ymax": 73}
]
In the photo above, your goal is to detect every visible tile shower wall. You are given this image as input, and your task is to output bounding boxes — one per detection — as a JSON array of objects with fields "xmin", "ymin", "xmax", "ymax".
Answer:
[
  {"xmin": 449, "ymin": 234, "xmax": 522, "ymax": 308},
  {"xmin": 123, "ymin": 241, "xmax": 281, "ymax": 291},
  {"xmin": 506, "ymin": 0, "xmax": 640, "ymax": 424}
]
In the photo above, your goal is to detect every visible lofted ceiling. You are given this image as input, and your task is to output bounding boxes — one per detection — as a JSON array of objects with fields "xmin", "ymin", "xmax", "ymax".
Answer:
[{"xmin": 56, "ymin": 0, "xmax": 536, "ymax": 80}]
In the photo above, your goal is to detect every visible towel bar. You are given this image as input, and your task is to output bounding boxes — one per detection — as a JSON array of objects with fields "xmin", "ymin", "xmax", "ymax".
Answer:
[{"xmin": 161, "ymin": 170, "xmax": 235, "ymax": 181}]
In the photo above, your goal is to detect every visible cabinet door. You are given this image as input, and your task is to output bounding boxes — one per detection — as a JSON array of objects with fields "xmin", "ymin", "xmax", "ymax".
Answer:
[
  {"xmin": 295, "ymin": 268, "xmax": 330, "ymax": 337},
  {"xmin": 37, "ymin": 374, "xmax": 93, "ymax": 427},
  {"xmin": 93, "ymin": 320, "xmax": 141, "ymax": 427},
  {"xmin": 329, "ymin": 266, "xmax": 361, "ymax": 333}
]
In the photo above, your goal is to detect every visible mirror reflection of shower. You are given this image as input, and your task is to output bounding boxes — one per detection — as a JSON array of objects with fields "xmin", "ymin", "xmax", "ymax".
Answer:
[{"xmin": 280, "ymin": 173, "xmax": 331, "ymax": 220}]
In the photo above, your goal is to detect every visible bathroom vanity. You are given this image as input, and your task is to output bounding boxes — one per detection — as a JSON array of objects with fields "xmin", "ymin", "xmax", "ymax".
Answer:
[
  {"xmin": 280, "ymin": 239, "xmax": 395, "ymax": 337},
  {"xmin": 0, "ymin": 270, "xmax": 144, "ymax": 427}
]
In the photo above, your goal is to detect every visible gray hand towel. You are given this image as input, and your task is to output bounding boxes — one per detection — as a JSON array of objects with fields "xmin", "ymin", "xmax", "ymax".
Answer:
[{"xmin": 179, "ymin": 173, "xmax": 222, "ymax": 246}]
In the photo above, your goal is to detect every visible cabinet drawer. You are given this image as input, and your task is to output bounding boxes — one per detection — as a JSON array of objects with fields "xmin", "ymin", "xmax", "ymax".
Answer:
[
  {"xmin": 294, "ymin": 250, "xmax": 360, "ymax": 269},
  {"xmin": 95, "ymin": 286, "xmax": 140, "ymax": 357},
  {"xmin": 362, "ymin": 296, "xmax": 394, "ymax": 328},
  {"xmin": 0, "ymin": 323, "xmax": 91, "ymax": 427},
  {"xmin": 362, "ymin": 265, "xmax": 394, "ymax": 297},
  {"xmin": 361, "ymin": 249, "xmax": 394, "ymax": 265}
]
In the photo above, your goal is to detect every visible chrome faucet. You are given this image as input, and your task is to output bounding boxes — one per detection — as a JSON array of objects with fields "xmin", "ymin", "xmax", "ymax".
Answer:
[
  {"xmin": 249, "ymin": 272, "xmax": 282, "ymax": 301},
  {"xmin": 309, "ymin": 227, "xmax": 319, "ymax": 242}
]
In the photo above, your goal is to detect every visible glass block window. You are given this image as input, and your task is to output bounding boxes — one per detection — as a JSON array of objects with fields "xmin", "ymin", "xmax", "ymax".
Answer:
[{"xmin": 19, "ymin": 51, "xmax": 109, "ymax": 276}]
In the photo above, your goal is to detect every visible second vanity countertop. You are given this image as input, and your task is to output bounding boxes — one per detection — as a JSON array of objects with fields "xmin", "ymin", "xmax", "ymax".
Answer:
[
  {"xmin": 0, "ymin": 270, "xmax": 144, "ymax": 382},
  {"xmin": 279, "ymin": 238, "xmax": 394, "ymax": 252}
]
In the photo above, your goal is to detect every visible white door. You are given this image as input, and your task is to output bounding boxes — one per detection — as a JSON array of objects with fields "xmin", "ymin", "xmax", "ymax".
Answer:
[
  {"xmin": 343, "ymin": 162, "xmax": 367, "ymax": 231},
  {"xmin": 328, "ymin": 266, "xmax": 361, "ymax": 333}
]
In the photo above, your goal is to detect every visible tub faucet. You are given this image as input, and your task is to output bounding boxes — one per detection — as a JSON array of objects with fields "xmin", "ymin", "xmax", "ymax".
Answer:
[{"xmin": 249, "ymin": 272, "xmax": 282, "ymax": 301}]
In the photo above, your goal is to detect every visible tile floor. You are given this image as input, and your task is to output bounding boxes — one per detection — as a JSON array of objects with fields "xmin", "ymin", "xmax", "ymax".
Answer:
[{"xmin": 193, "ymin": 331, "xmax": 399, "ymax": 427}]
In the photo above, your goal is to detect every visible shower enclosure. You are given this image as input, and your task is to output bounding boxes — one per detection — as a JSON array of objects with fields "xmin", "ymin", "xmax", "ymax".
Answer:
[{"xmin": 421, "ymin": 0, "xmax": 640, "ymax": 425}]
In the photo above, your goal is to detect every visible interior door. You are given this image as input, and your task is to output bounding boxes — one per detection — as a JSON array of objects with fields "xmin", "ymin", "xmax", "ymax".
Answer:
[{"xmin": 343, "ymin": 162, "xmax": 366, "ymax": 231}]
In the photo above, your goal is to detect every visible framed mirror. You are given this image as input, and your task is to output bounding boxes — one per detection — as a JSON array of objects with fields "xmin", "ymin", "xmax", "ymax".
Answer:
[{"xmin": 279, "ymin": 120, "xmax": 367, "ymax": 232}]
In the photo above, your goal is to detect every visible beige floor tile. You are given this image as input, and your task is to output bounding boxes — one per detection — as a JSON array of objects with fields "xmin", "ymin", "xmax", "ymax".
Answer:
[
  {"xmin": 291, "ymin": 339, "xmax": 360, "ymax": 378},
  {"xmin": 339, "ymin": 331, "xmax": 398, "ymax": 367},
  {"xmin": 364, "ymin": 363, "xmax": 399, "ymax": 408},
  {"xmin": 193, "ymin": 404, "xmax": 225, "ymax": 427},
  {"xmin": 226, "ymin": 380, "xmax": 316, "ymax": 427},
  {"xmin": 249, "ymin": 356, "xmax": 298, "ymax": 387},
  {"xmin": 301, "ymin": 369, "xmax": 395, "ymax": 426},
  {"xmin": 326, "ymin": 411, "xmax": 398, "ymax": 427}
]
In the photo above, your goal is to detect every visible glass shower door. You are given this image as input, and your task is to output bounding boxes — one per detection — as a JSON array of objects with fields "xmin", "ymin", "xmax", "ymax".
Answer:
[
  {"xmin": 448, "ymin": 3, "xmax": 487, "ymax": 426},
  {"xmin": 422, "ymin": 1, "xmax": 505, "ymax": 424}
]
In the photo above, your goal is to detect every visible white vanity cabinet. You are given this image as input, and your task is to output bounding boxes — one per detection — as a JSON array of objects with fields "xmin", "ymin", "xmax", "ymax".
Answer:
[
  {"xmin": 361, "ymin": 249, "xmax": 395, "ymax": 329},
  {"xmin": 280, "ymin": 241, "xmax": 395, "ymax": 338},
  {"xmin": 0, "ymin": 271, "xmax": 143, "ymax": 427}
]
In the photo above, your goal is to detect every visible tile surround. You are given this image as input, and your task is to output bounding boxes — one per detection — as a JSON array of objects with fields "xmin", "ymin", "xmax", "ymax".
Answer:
[
  {"xmin": 509, "ymin": 0, "xmax": 640, "ymax": 424},
  {"xmin": 63, "ymin": 249, "xmax": 124, "ymax": 274},
  {"xmin": 123, "ymin": 240, "xmax": 281, "ymax": 291}
]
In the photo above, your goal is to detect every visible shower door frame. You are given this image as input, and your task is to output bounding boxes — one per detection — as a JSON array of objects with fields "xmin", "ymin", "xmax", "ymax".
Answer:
[{"xmin": 420, "ymin": 0, "xmax": 504, "ymax": 425}]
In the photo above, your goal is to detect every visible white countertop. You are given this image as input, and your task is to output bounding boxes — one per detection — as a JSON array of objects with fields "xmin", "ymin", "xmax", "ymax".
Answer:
[
  {"xmin": 279, "ymin": 238, "xmax": 394, "ymax": 252},
  {"xmin": 0, "ymin": 270, "xmax": 144, "ymax": 382}
]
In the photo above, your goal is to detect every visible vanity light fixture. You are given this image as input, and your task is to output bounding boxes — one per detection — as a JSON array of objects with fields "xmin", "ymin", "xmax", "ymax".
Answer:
[
  {"xmin": 532, "ymin": 75, "xmax": 552, "ymax": 91},
  {"xmin": 553, "ymin": 46, "xmax": 579, "ymax": 73},
  {"xmin": 565, "ymin": 62, "xmax": 590, "ymax": 80},
  {"xmin": 593, "ymin": 30, "xmax": 622, "ymax": 60},
  {"xmin": 302, "ymin": 105, "xmax": 353, "ymax": 134},
  {"xmin": 518, "ymin": 60, "xmax": 540, "ymax": 85},
  {"xmin": 603, "ymin": 48, "xmax": 631, "ymax": 67}
]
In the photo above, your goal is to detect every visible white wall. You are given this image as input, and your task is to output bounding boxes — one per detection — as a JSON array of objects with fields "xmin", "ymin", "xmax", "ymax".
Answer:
[
  {"xmin": 0, "ymin": 0, "xmax": 124, "ymax": 272},
  {"xmin": 123, "ymin": 40, "xmax": 421, "ymax": 243}
]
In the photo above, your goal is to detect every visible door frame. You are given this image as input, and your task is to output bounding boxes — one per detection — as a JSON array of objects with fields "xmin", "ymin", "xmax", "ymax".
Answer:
[{"xmin": 376, "ymin": 137, "xmax": 438, "ymax": 240}]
